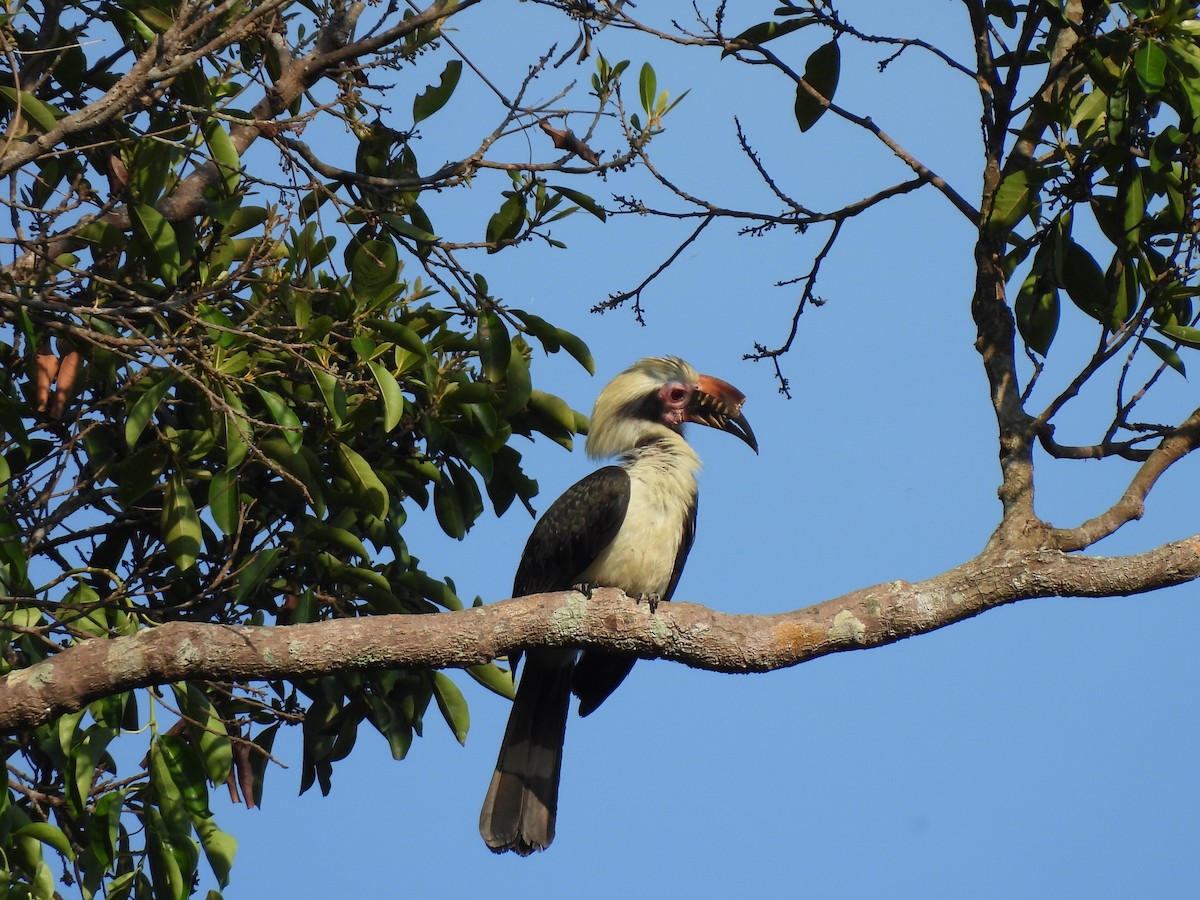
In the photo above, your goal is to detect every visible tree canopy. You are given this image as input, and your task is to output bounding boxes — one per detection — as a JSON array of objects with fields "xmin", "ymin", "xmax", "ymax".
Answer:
[{"xmin": 2, "ymin": 0, "xmax": 1200, "ymax": 896}]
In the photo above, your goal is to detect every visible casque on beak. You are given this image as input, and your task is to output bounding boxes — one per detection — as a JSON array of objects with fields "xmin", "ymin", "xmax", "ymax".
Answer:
[{"xmin": 688, "ymin": 374, "xmax": 758, "ymax": 453}]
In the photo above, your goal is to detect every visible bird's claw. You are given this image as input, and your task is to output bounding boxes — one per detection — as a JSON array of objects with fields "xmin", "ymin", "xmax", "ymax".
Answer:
[
  {"xmin": 571, "ymin": 584, "xmax": 660, "ymax": 612},
  {"xmin": 637, "ymin": 592, "xmax": 662, "ymax": 614}
]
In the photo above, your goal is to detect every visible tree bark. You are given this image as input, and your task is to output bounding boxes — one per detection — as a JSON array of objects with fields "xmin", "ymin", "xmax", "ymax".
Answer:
[{"xmin": 3, "ymin": 539, "xmax": 1198, "ymax": 732}]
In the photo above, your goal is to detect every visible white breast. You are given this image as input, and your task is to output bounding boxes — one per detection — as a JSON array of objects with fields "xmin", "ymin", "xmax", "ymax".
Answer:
[{"xmin": 577, "ymin": 439, "xmax": 699, "ymax": 597}]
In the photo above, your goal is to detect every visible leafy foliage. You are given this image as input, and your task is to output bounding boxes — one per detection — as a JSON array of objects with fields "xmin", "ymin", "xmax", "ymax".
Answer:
[
  {"xmin": 0, "ymin": 0, "xmax": 685, "ymax": 894},
  {"xmin": 7, "ymin": 0, "xmax": 1200, "ymax": 892},
  {"xmin": 997, "ymin": 0, "xmax": 1200, "ymax": 373}
]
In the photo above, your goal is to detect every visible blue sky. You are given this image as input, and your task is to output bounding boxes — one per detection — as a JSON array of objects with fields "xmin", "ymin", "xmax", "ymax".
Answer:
[{"xmin": 209, "ymin": 3, "xmax": 1200, "ymax": 897}]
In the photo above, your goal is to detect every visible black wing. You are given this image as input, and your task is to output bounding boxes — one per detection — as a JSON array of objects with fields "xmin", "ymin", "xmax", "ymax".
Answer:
[
  {"xmin": 513, "ymin": 466, "xmax": 631, "ymax": 596},
  {"xmin": 661, "ymin": 493, "xmax": 697, "ymax": 603}
]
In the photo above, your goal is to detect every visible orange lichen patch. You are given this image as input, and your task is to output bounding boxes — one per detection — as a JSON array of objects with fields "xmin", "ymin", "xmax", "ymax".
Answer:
[{"xmin": 774, "ymin": 621, "xmax": 824, "ymax": 653}]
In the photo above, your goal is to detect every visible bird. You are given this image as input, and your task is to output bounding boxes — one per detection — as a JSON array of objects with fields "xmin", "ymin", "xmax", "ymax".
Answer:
[{"xmin": 479, "ymin": 356, "xmax": 757, "ymax": 855}]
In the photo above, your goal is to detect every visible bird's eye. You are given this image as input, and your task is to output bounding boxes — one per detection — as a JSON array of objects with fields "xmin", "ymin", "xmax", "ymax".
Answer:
[{"xmin": 666, "ymin": 384, "xmax": 689, "ymax": 404}]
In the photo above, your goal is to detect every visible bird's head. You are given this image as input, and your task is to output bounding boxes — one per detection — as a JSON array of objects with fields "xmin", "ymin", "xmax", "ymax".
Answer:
[{"xmin": 585, "ymin": 356, "xmax": 758, "ymax": 459}]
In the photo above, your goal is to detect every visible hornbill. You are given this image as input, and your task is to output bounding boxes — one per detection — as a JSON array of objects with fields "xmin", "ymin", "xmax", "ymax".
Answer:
[{"xmin": 479, "ymin": 356, "xmax": 757, "ymax": 855}]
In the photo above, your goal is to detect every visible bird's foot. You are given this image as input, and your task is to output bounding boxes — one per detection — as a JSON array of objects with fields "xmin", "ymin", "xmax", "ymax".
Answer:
[
  {"xmin": 636, "ymin": 592, "xmax": 663, "ymax": 614},
  {"xmin": 571, "ymin": 582, "xmax": 597, "ymax": 599}
]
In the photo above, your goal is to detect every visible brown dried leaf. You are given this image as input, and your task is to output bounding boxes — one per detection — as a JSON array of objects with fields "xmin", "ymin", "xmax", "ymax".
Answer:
[
  {"xmin": 50, "ymin": 350, "xmax": 81, "ymax": 418},
  {"xmin": 538, "ymin": 119, "xmax": 600, "ymax": 165},
  {"xmin": 233, "ymin": 740, "xmax": 255, "ymax": 809},
  {"xmin": 35, "ymin": 347, "xmax": 59, "ymax": 413}
]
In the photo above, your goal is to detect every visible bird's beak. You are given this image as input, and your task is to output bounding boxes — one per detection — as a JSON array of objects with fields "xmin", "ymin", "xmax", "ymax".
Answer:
[{"xmin": 689, "ymin": 374, "xmax": 758, "ymax": 453}]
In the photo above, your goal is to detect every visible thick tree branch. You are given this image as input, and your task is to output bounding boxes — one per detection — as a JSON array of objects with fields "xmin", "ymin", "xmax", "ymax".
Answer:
[
  {"xmin": 3, "ymin": 539, "xmax": 1199, "ymax": 732},
  {"xmin": 972, "ymin": 228, "xmax": 1040, "ymax": 539}
]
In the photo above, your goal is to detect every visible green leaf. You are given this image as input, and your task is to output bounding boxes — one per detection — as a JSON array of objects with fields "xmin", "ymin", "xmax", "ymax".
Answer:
[
  {"xmin": 208, "ymin": 470, "xmax": 239, "ymax": 536},
  {"xmin": 364, "ymin": 691, "xmax": 413, "ymax": 760},
  {"xmin": 162, "ymin": 472, "xmax": 202, "ymax": 572},
  {"xmin": 1134, "ymin": 42, "xmax": 1168, "ymax": 94},
  {"xmin": 126, "ymin": 371, "xmax": 180, "ymax": 448},
  {"xmin": 409, "ymin": 570, "xmax": 463, "ymax": 611},
  {"xmin": 367, "ymin": 360, "xmax": 405, "ymax": 432},
  {"xmin": 1107, "ymin": 85, "xmax": 1128, "ymax": 144},
  {"xmin": 525, "ymin": 389, "xmax": 578, "ymax": 449},
  {"xmin": 307, "ymin": 522, "xmax": 370, "ymax": 562},
  {"xmin": 0, "ymin": 86, "xmax": 62, "ymax": 132},
  {"xmin": 366, "ymin": 318, "xmax": 427, "ymax": 356},
  {"xmin": 1108, "ymin": 256, "xmax": 1137, "ymax": 328},
  {"xmin": 15, "ymin": 822, "xmax": 76, "ymax": 860},
  {"xmin": 90, "ymin": 790, "xmax": 125, "ymax": 868},
  {"xmin": 193, "ymin": 815, "xmax": 237, "ymax": 889},
  {"xmin": 989, "ymin": 168, "xmax": 1038, "ymax": 231},
  {"xmin": 432, "ymin": 672, "xmax": 470, "ymax": 745},
  {"xmin": 433, "ymin": 477, "xmax": 466, "ymax": 539},
  {"xmin": 383, "ymin": 214, "xmax": 439, "ymax": 243},
  {"xmin": 234, "ymin": 547, "xmax": 281, "ymax": 603},
  {"xmin": 299, "ymin": 181, "xmax": 339, "ymax": 220},
  {"xmin": 547, "ymin": 184, "xmax": 607, "ymax": 221},
  {"xmin": 337, "ymin": 441, "xmax": 389, "ymax": 518},
  {"xmin": 148, "ymin": 740, "xmax": 188, "ymax": 837},
  {"xmin": 202, "ymin": 118, "xmax": 241, "ymax": 196},
  {"xmin": 501, "ymin": 344, "xmax": 533, "ymax": 416},
  {"xmin": 350, "ymin": 237, "xmax": 400, "ymax": 301},
  {"xmin": 794, "ymin": 40, "xmax": 840, "ymax": 132},
  {"xmin": 407, "ymin": 203, "xmax": 438, "ymax": 255},
  {"xmin": 413, "ymin": 60, "xmax": 463, "ymax": 124},
  {"xmin": 130, "ymin": 202, "xmax": 182, "ymax": 286},
  {"xmin": 170, "ymin": 683, "xmax": 233, "ymax": 785},
  {"xmin": 986, "ymin": 0, "xmax": 1018, "ymax": 27},
  {"xmin": 157, "ymin": 733, "xmax": 211, "ymax": 817},
  {"xmin": 555, "ymin": 327, "xmax": 595, "ymax": 374},
  {"xmin": 466, "ymin": 662, "xmax": 516, "ymax": 700},
  {"xmin": 68, "ymin": 723, "xmax": 119, "ymax": 814},
  {"xmin": 1121, "ymin": 166, "xmax": 1146, "ymax": 247},
  {"xmin": 311, "ymin": 365, "xmax": 347, "ymax": 428},
  {"xmin": 146, "ymin": 808, "xmax": 192, "ymax": 900},
  {"xmin": 1059, "ymin": 240, "xmax": 1109, "ymax": 322},
  {"xmin": 639, "ymin": 62, "xmax": 657, "ymax": 116},
  {"xmin": 246, "ymin": 723, "xmax": 279, "ymax": 809},
  {"xmin": 1158, "ymin": 322, "xmax": 1200, "ymax": 348},
  {"xmin": 75, "ymin": 219, "xmax": 126, "ymax": 248},
  {"xmin": 255, "ymin": 387, "xmax": 303, "ymax": 452},
  {"xmin": 485, "ymin": 194, "xmax": 526, "ymax": 250},
  {"xmin": 513, "ymin": 309, "xmax": 561, "ymax": 352},
  {"xmin": 477, "ymin": 312, "xmax": 511, "ymax": 383},
  {"xmin": 226, "ymin": 205, "xmax": 269, "ymax": 236},
  {"xmin": 259, "ymin": 438, "xmax": 323, "ymax": 515},
  {"xmin": 105, "ymin": 870, "xmax": 141, "ymax": 900},
  {"xmin": 1144, "ymin": 337, "xmax": 1186, "ymax": 375},
  {"xmin": 1014, "ymin": 274, "xmax": 1059, "ymax": 356},
  {"xmin": 722, "ymin": 18, "xmax": 814, "ymax": 57}
]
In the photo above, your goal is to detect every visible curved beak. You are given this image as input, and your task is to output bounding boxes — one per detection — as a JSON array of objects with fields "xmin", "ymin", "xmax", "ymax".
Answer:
[{"xmin": 688, "ymin": 374, "xmax": 758, "ymax": 453}]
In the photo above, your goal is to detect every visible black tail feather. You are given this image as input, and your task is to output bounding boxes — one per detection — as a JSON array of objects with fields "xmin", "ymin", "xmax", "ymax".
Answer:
[{"xmin": 479, "ymin": 649, "xmax": 574, "ymax": 855}]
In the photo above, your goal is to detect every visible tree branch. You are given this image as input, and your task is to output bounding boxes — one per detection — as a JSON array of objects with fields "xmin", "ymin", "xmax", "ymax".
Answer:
[
  {"xmin": 2, "ymin": 0, "xmax": 483, "ymax": 276},
  {"xmin": 1050, "ymin": 407, "xmax": 1200, "ymax": 551},
  {"xmin": 757, "ymin": 44, "xmax": 981, "ymax": 225},
  {"xmin": 0, "ymin": 0, "xmax": 290, "ymax": 178},
  {"xmin": 4, "ymin": 539, "xmax": 1199, "ymax": 732}
]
